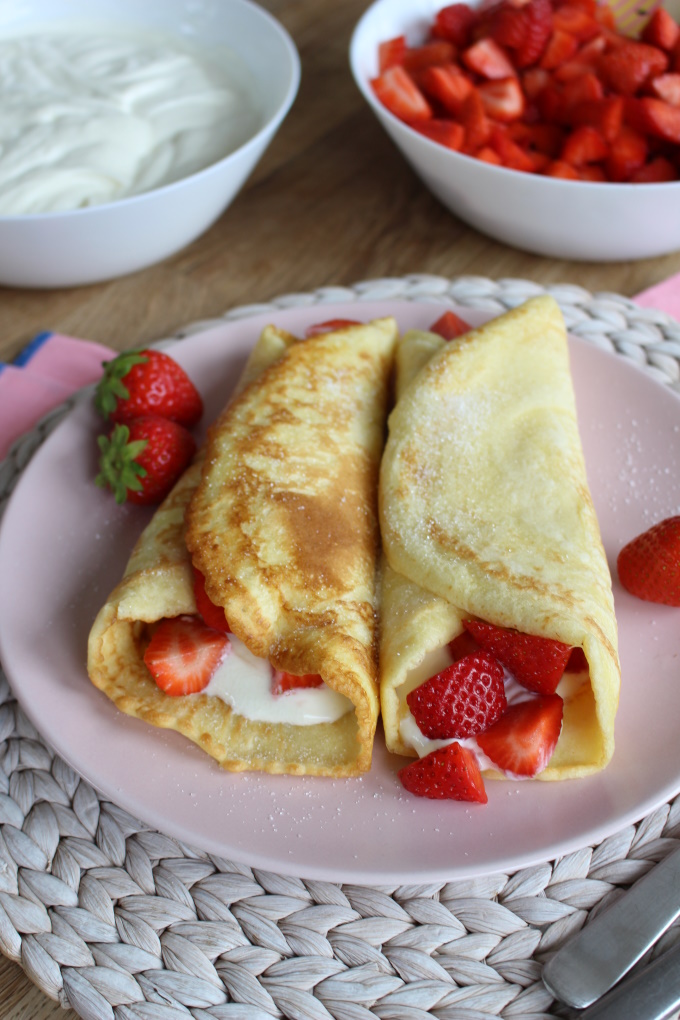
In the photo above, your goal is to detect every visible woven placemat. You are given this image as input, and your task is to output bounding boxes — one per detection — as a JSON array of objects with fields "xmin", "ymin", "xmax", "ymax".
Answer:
[{"xmin": 1, "ymin": 274, "xmax": 679, "ymax": 1020}]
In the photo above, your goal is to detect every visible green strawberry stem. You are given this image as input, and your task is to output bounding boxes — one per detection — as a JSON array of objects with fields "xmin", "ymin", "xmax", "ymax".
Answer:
[
  {"xmin": 94, "ymin": 350, "xmax": 149, "ymax": 418},
  {"xmin": 96, "ymin": 424, "xmax": 148, "ymax": 504}
]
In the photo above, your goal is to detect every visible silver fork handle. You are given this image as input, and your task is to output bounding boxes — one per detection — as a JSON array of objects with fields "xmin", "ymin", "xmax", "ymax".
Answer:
[{"xmin": 579, "ymin": 938, "xmax": 680, "ymax": 1020}]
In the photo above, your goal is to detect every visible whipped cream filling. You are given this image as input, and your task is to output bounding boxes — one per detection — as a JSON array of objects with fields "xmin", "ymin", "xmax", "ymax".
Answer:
[
  {"xmin": 205, "ymin": 634, "xmax": 353, "ymax": 726},
  {"xmin": 0, "ymin": 29, "xmax": 261, "ymax": 214}
]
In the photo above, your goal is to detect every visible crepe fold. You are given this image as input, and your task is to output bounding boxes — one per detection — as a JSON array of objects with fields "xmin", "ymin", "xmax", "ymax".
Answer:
[
  {"xmin": 88, "ymin": 317, "xmax": 398, "ymax": 777},
  {"xmin": 379, "ymin": 296, "xmax": 620, "ymax": 779}
]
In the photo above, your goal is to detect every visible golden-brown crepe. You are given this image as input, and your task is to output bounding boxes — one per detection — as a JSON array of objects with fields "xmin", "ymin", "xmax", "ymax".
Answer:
[
  {"xmin": 379, "ymin": 296, "xmax": 620, "ymax": 779},
  {"xmin": 88, "ymin": 317, "xmax": 398, "ymax": 777}
]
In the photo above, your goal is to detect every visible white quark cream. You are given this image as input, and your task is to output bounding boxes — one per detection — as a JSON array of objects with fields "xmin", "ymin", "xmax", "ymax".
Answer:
[
  {"xmin": 0, "ymin": 29, "xmax": 261, "ymax": 214},
  {"xmin": 205, "ymin": 634, "xmax": 353, "ymax": 726}
]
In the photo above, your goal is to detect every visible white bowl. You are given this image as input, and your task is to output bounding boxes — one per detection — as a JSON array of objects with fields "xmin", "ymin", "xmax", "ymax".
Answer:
[
  {"xmin": 0, "ymin": 0, "xmax": 300, "ymax": 288},
  {"xmin": 350, "ymin": 0, "xmax": 680, "ymax": 261}
]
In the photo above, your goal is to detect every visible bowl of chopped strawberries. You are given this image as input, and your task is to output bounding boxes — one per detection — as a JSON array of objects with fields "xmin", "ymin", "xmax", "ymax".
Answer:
[{"xmin": 350, "ymin": 0, "xmax": 680, "ymax": 259}]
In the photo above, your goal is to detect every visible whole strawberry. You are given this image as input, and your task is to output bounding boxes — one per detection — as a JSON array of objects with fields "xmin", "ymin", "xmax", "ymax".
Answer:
[
  {"xmin": 617, "ymin": 516, "xmax": 680, "ymax": 607},
  {"xmin": 96, "ymin": 415, "xmax": 196, "ymax": 505},
  {"xmin": 94, "ymin": 348, "xmax": 203, "ymax": 427}
]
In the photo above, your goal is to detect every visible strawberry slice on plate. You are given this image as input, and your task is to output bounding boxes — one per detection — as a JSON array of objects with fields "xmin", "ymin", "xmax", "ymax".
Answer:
[
  {"xmin": 477, "ymin": 694, "xmax": 564, "ymax": 777},
  {"xmin": 144, "ymin": 616, "xmax": 229, "ymax": 696},
  {"xmin": 429, "ymin": 310, "xmax": 472, "ymax": 340},
  {"xmin": 407, "ymin": 651, "xmax": 507, "ymax": 739},
  {"xmin": 463, "ymin": 618, "xmax": 572, "ymax": 694},
  {"xmin": 399, "ymin": 742, "xmax": 488, "ymax": 803},
  {"xmin": 617, "ymin": 515, "xmax": 680, "ymax": 606}
]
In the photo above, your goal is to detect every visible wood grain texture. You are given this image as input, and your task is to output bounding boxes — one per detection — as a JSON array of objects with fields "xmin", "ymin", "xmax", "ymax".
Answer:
[{"xmin": 1, "ymin": 0, "xmax": 679, "ymax": 1014}]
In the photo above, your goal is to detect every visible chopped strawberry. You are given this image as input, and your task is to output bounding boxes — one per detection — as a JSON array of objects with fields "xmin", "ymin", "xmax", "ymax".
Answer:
[
  {"xmin": 476, "ymin": 145, "xmax": 504, "ymax": 163},
  {"xmin": 412, "ymin": 119, "xmax": 465, "ymax": 148},
  {"xmin": 552, "ymin": 3, "xmax": 600, "ymax": 41},
  {"xmin": 630, "ymin": 155, "xmax": 677, "ymax": 181},
  {"xmin": 617, "ymin": 515, "xmax": 680, "ymax": 606},
  {"xmin": 95, "ymin": 349, "xmax": 203, "ymax": 427},
  {"xmin": 449, "ymin": 629, "xmax": 481, "ymax": 660},
  {"xmin": 429, "ymin": 309, "xmax": 472, "ymax": 339},
  {"xmin": 561, "ymin": 72, "xmax": 604, "ymax": 113},
  {"xmin": 371, "ymin": 65, "xmax": 433, "ymax": 121},
  {"xmin": 403, "ymin": 41, "xmax": 457, "ymax": 72},
  {"xmin": 626, "ymin": 96, "xmax": 680, "ymax": 143},
  {"xmin": 599, "ymin": 41, "xmax": 668, "ymax": 96},
  {"xmin": 463, "ymin": 619, "xmax": 572, "ymax": 694},
  {"xmin": 565, "ymin": 646, "xmax": 588, "ymax": 672},
  {"xmin": 606, "ymin": 126, "xmax": 648, "ymax": 181},
  {"xmin": 433, "ymin": 3, "xmax": 478, "ymax": 47},
  {"xmin": 560, "ymin": 123, "xmax": 607, "ymax": 164},
  {"xmin": 578, "ymin": 162, "xmax": 606, "ymax": 180},
  {"xmin": 399, "ymin": 742, "xmax": 488, "ymax": 803},
  {"xmin": 420, "ymin": 64, "xmax": 473, "ymax": 116},
  {"xmin": 477, "ymin": 695, "xmax": 564, "ymax": 777},
  {"xmin": 540, "ymin": 28, "xmax": 579, "ymax": 69},
  {"xmin": 546, "ymin": 157, "xmax": 581, "ymax": 177},
  {"xmin": 144, "ymin": 616, "xmax": 229, "ymax": 696},
  {"xmin": 523, "ymin": 66, "xmax": 551, "ymax": 98},
  {"xmin": 192, "ymin": 568, "xmax": 230, "ymax": 632},
  {"xmin": 478, "ymin": 76, "xmax": 526, "ymax": 120},
  {"xmin": 407, "ymin": 651, "xmax": 507, "ymax": 739},
  {"xmin": 642, "ymin": 8, "xmax": 680, "ymax": 53},
  {"xmin": 649, "ymin": 72, "xmax": 680, "ymax": 107},
  {"xmin": 379, "ymin": 35, "xmax": 406, "ymax": 72},
  {"xmin": 463, "ymin": 38, "xmax": 517, "ymax": 79},
  {"xmin": 568, "ymin": 95, "xmax": 624, "ymax": 142},
  {"xmin": 461, "ymin": 88, "xmax": 493, "ymax": 150},
  {"xmin": 515, "ymin": 0, "xmax": 554, "ymax": 67},
  {"xmin": 304, "ymin": 319, "xmax": 361, "ymax": 337},
  {"xmin": 272, "ymin": 671, "xmax": 324, "ymax": 695},
  {"xmin": 95, "ymin": 415, "xmax": 196, "ymax": 506},
  {"xmin": 490, "ymin": 124, "xmax": 536, "ymax": 170}
]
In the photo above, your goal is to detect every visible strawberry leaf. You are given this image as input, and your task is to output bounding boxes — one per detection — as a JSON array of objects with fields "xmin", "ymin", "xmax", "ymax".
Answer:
[
  {"xmin": 95, "ymin": 424, "xmax": 148, "ymax": 504},
  {"xmin": 94, "ymin": 350, "xmax": 149, "ymax": 418}
]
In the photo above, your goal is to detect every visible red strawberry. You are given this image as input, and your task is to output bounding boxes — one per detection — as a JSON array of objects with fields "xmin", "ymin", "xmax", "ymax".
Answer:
[
  {"xmin": 560, "ymin": 124, "xmax": 608, "ymax": 165},
  {"xmin": 463, "ymin": 38, "xmax": 517, "ymax": 80},
  {"xmin": 477, "ymin": 694, "xmax": 564, "ymax": 777},
  {"xmin": 272, "ymin": 671, "xmax": 324, "ymax": 695},
  {"xmin": 599, "ymin": 41, "xmax": 668, "ymax": 96},
  {"xmin": 411, "ymin": 118, "xmax": 465, "ymax": 149},
  {"xmin": 95, "ymin": 349, "xmax": 203, "ymax": 427},
  {"xmin": 378, "ymin": 35, "xmax": 407, "ymax": 72},
  {"xmin": 143, "ymin": 616, "xmax": 229, "ymax": 696},
  {"xmin": 407, "ymin": 651, "xmax": 507, "ymax": 739},
  {"xmin": 617, "ymin": 516, "xmax": 680, "ymax": 606},
  {"xmin": 304, "ymin": 319, "xmax": 361, "ymax": 337},
  {"xmin": 478, "ymin": 76, "xmax": 526, "ymax": 120},
  {"xmin": 429, "ymin": 309, "xmax": 472, "ymax": 340},
  {"xmin": 193, "ymin": 568, "xmax": 230, "ymax": 632},
  {"xmin": 642, "ymin": 8, "xmax": 680, "ymax": 53},
  {"xmin": 403, "ymin": 41, "xmax": 457, "ymax": 73},
  {"xmin": 630, "ymin": 156, "xmax": 676, "ymax": 182},
  {"xmin": 449, "ymin": 629, "xmax": 481, "ymax": 660},
  {"xmin": 371, "ymin": 65, "xmax": 433, "ymax": 121},
  {"xmin": 463, "ymin": 619, "xmax": 571, "ymax": 694},
  {"xmin": 432, "ymin": 3, "xmax": 477, "ymax": 48},
  {"xmin": 95, "ymin": 415, "xmax": 196, "ymax": 505},
  {"xmin": 398, "ymin": 742, "xmax": 488, "ymax": 803},
  {"xmin": 515, "ymin": 0, "xmax": 553, "ymax": 68},
  {"xmin": 626, "ymin": 96, "xmax": 680, "ymax": 143},
  {"xmin": 419, "ymin": 64, "xmax": 474, "ymax": 116},
  {"xmin": 649, "ymin": 73, "xmax": 680, "ymax": 107}
]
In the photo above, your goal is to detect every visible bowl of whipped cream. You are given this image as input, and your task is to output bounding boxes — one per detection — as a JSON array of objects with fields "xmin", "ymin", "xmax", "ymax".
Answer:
[{"xmin": 0, "ymin": 0, "xmax": 300, "ymax": 287}]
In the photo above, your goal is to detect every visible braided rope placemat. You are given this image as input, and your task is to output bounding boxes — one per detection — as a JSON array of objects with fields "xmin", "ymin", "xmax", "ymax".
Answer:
[{"xmin": 1, "ymin": 274, "xmax": 679, "ymax": 1020}]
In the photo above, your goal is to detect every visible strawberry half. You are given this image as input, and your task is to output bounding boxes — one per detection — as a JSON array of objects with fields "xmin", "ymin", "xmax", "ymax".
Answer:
[
  {"xmin": 429, "ymin": 310, "xmax": 472, "ymax": 340},
  {"xmin": 95, "ymin": 415, "xmax": 196, "ymax": 505},
  {"xmin": 304, "ymin": 319, "xmax": 362, "ymax": 337},
  {"xmin": 272, "ymin": 671, "xmax": 324, "ymax": 695},
  {"xmin": 399, "ymin": 742, "xmax": 488, "ymax": 802},
  {"xmin": 617, "ymin": 516, "xmax": 680, "ymax": 607},
  {"xmin": 477, "ymin": 694, "xmax": 564, "ymax": 777},
  {"xmin": 144, "ymin": 616, "xmax": 230, "ymax": 696},
  {"xmin": 95, "ymin": 349, "xmax": 203, "ymax": 427},
  {"xmin": 192, "ymin": 568, "xmax": 230, "ymax": 632},
  {"xmin": 407, "ymin": 651, "xmax": 507, "ymax": 739},
  {"xmin": 463, "ymin": 619, "xmax": 571, "ymax": 694}
]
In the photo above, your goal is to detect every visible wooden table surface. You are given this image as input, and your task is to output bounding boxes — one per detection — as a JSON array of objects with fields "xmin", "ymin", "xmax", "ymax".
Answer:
[{"xmin": 2, "ymin": 0, "xmax": 680, "ymax": 1015}]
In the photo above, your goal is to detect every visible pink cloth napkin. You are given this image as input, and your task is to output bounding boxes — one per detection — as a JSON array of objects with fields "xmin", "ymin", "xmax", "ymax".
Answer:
[
  {"xmin": 0, "ymin": 332, "xmax": 115, "ymax": 462},
  {"xmin": 630, "ymin": 271, "xmax": 680, "ymax": 319}
]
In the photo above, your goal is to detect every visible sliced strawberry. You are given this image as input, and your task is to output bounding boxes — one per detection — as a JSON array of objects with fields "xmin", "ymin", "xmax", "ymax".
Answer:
[
  {"xmin": 476, "ymin": 145, "xmax": 504, "ymax": 163},
  {"xmin": 490, "ymin": 124, "xmax": 536, "ymax": 170},
  {"xmin": 578, "ymin": 163, "xmax": 606, "ymax": 180},
  {"xmin": 407, "ymin": 651, "xmax": 507, "ymax": 739},
  {"xmin": 642, "ymin": 8, "xmax": 680, "ymax": 53},
  {"xmin": 626, "ymin": 96, "xmax": 680, "ymax": 143},
  {"xmin": 272, "ymin": 671, "xmax": 324, "ymax": 695},
  {"xmin": 403, "ymin": 41, "xmax": 457, "ymax": 73},
  {"xmin": 379, "ymin": 35, "xmax": 407, "ymax": 72},
  {"xmin": 420, "ymin": 64, "xmax": 473, "ymax": 116},
  {"xmin": 429, "ymin": 309, "xmax": 472, "ymax": 339},
  {"xmin": 565, "ymin": 646, "xmax": 588, "ymax": 672},
  {"xmin": 649, "ymin": 72, "xmax": 680, "ymax": 108},
  {"xmin": 606, "ymin": 126, "xmax": 648, "ymax": 181},
  {"xmin": 461, "ymin": 88, "xmax": 493, "ymax": 151},
  {"xmin": 304, "ymin": 319, "xmax": 361, "ymax": 337},
  {"xmin": 398, "ymin": 742, "xmax": 488, "ymax": 803},
  {"xmin": 568, "ymin": 95, "xmax": 624, "ymax": 142},
  {"xmin": 599, "ymin": 41, "xmax": 668, "ymax": 96},
  {"xmin": 552, "ymin": 4, "xmax": 600, "ymax": 41},
  {"xmin": 463, "ymin": 619, "xmax": 572, "ymax": 694},
  {"xmin": 522, "ymin": 66, "xmax": 551, "ymax": 99},
  {"xmin": 560, "ymin": 123, "xmax": 608, "ymax": 164},
  {"xmin": 617, "ymin": 515, "xmax": 680, "ymax": 606},
  {"xmin": 515, "ymin": 0, "xmax": 553, "ymax": 68},
  {"xmin": 144, "ymin": 616, "xmax": 229, "ymax": 696},
  {"xmin": 433, "ymin": 3, "xmax": 478, "ymax": 48},
  {"xmin": 630, "ymin": 155, "xmax": 677, "ymax": 181},
  {"xmin": 546, "ymin": 158, "xmax": 581, "ymax": 178},
  {"xmin": 411, "ymin": 119, "xmax": 465, "ymax": 149},
  {"xmin": 478, "ymin": 76, "xmax": 526, "ymax": 121},
  {"xmin": 477, "ymin": 695, "xmax": 564, "ymax": 777},
  {"xmin": 371, "ymin": 65, "xmax": 433, "ymax": 121},
  {"xmin": 449, "ymin": 629, "xmax": 481, "ymax": 660},
  {"xmin": 192, "ymin": 568, "xmax": 230, "ymax": 633},
  {"xmin": 540, "ymin": 28, "xmax": 579, "ymax": 69},
  {"xmin": 463, "ymin": 38, "xmax": 517, "ymax": 80}
]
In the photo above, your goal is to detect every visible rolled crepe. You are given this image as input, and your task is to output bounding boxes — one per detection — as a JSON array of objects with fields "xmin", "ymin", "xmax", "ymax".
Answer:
[
  {"xmin": 88, "ymin": 317, "xmax": 398, "ymax": 777},
  {"xmin": 379, "ymin": 296, "xmax": 620, "ymax": 779}
]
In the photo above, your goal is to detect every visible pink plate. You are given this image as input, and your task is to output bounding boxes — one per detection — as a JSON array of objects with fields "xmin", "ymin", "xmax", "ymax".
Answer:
[{"xmin": 1, "ymin": 299, "xmax": 679, "ymax": 883}]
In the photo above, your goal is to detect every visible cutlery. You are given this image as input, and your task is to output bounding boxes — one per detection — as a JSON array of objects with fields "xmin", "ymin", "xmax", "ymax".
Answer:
[{"xmin": 542, "ymin": 843, "xmax": 680, "ymax": 1009}]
